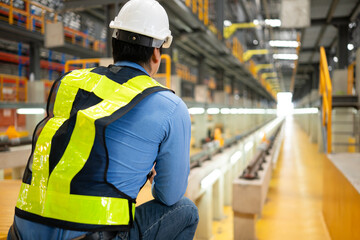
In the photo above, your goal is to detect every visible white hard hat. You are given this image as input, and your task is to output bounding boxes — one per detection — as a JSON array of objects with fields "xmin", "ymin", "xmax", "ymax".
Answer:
[{"xmin": 109, "ymin": 0, "xmax": 173, "ymax": 48}]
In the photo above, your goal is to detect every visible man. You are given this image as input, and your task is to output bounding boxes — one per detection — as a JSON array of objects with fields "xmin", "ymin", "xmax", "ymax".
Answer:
[{"xmin": 8, "ymin": 0, "xmax": 199, "ymax": 239}]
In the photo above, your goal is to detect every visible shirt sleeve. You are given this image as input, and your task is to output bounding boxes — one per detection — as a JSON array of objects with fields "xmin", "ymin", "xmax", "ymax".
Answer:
[{"xmin": 151, "ymin": 100, "xmax": 191, "ymax": 206}]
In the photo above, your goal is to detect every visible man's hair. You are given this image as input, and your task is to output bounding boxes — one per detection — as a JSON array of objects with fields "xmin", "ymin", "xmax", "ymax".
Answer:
[{"xmin": 112, "ymin": 38, "xmax": 154, "ymax": 65}]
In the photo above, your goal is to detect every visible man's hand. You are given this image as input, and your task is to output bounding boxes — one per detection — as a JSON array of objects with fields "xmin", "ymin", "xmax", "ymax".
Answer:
[{"xmin": 148, "ymin": 163, "xmax": 157, "ymax": 184}]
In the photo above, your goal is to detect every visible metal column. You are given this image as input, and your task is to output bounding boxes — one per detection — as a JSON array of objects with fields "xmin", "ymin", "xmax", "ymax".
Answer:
[
  {"xmin": 29, "ymin": 42, "xmax": 41, "ymax": 80},
  {"xmin": 356, "ymin": 48, "xmax": 360, "ymax": 105},
  {"xmin": 105, "ymin": 4, "xmax": 117, "ymax": 58},
  {"xmin": 198, "ymin": 56, "xmax": 205, "ymax": 84},
  {"xmin": 216, "ymin": 0, "xmax": 224, "ymax": 40},
  {"xmin": 338, "ymin": 24, "xmax": 349, "ymax": 69},
  {"xmin": 216, "ymin": 68, "xmax": 225, "ymax": 91}
]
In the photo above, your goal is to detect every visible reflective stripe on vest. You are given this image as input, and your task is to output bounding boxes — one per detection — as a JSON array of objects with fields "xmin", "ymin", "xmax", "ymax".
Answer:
[{"xmin": 16, "ymin": 68, "xmax": 168, "ymax": 226}]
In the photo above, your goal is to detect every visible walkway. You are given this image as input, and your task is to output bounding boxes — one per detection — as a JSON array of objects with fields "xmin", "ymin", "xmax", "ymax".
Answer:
[{"xmin": 213, "ymin": 117, "xmax": 330, "ymax": 239}]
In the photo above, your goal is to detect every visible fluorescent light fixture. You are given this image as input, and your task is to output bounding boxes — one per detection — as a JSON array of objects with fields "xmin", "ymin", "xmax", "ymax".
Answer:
[
  {"xmin": 207, "ymin": 108, "xmax": 220, "ymax": 115},
  {"xmin": 347, "ymin": 43, "xmax": 354, "ymax": 51},
  {"xmin": 237, "ymin": 108, "xmax": 245, "ymax": 114},
  {"xmin": 188, "ymin": 107, "xmax": 205, "ymax": 115},
  {"xmin": 224, "ymin": 20, "xmax": 232, "ymax": 27},
  {"xmin": 230, "ymin": 151, "xmax": 242, "ymax": 164},
  {"xmin": 293, "ymin": 108, "xmax": 318, "ymax": 114},
  {"xmin": 333, "ymin": 56, "xmax": 338, "ymax": 63},
  {"xmin": 267, "ymin": 109, "xmax": 277, "ymax": 114},
  {"xmin": 16, "ymin": 108, "xmax": 45, "ymax": 115},
  {"xmin": 201, "ymin": 169, "xmax": 222, "ymax": 189},
  {"xmin": 245, "ymin": 142, "xmax": 254, "ymax": 152},
  {"xmin": 273, "ymin": 54, "xmax": 298, "ymax": 60},
  {"xmin": 269, "ymin": 40, "xmax": 299, "ymax": 48},
  {"xmin": 265, "ymin": 19, "xmax": 281, "ymax": 27},
  {"xmin": 221, "ymin": 108, "xmax": 231, "ymax": 114},
  {"xmin": 230, "ymin": 108, "xmax": 238, "ymax": 114},
  {"xmin": 251, "ymin": 109, "xmax": 266, "ymax": 114}
]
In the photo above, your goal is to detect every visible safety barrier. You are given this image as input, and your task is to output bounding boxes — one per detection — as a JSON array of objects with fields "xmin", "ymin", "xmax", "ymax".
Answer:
[
  {"xmin": 0, "ymin": 74, "xmax": 27, "ymax": 102},
  {"xmin": 186, "ymin": 117, "xmax": 284, "ymax": 239},
  {"xmin": 0, "ymin": 74, "xmax": 60, "ymax": 102},
  {"xmin": 347, "ymin": 61, "xmax": 355, "ymax": 95},
  {"xmin": 319, "ymin": 46, "xmax": 333, "ymax": 153},
  {"xmin": 185, "ymin": 0, "xmax": 209, "ymax": 27},
  {"xmin": 0, "ymin": 0, "xmax": 105, "ymax": 53},
  {"xmin": 64, "ymin": 55, "xmax": 172, "ymax": 89}
]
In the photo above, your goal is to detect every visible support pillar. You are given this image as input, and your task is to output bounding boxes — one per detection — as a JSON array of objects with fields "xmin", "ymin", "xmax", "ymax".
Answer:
[
  {"xmin": 215, "ymin": 0, "xmax": 224, "ymax": 40},
  {"xmin": 224, "ymin": 169, "xmax": 232, "ymax": 206},
  {"xmin": 338, "ymin": 24, "xmax": 349, "ymax": 69},
  {"xmin": 29, "ymin": 42, "xmax": 41, "ymax": 80},
  {"xmin": 27, "ymin": 42, "xmax": 45, "ymax": 141},
  {"xmin": 105, "ymin": 4, "xmax": 117, "ymax": 58},
  {"xmin": 215, "ymin": 68, "xmax": 224, "ymax": 91},
  {"xmin": 356, "ymin": 48, "xmax": 360, "ymax": 105},
  {"xmin": 212, "ymin": 176, "xmax": 224, "ymax": 220},
  {"xmin": 198, "ymin": 56, "xmax": 206, "ymax": 85},
  {"xmin": 195, "ymin": 188, "xmax": 213, "ymax": 240}
]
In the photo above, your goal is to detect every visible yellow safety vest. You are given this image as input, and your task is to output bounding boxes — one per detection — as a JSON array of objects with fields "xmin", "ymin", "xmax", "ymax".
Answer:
[{"xmin": 15, "ymin": 66, "xmax": 170, "ymax": 231}]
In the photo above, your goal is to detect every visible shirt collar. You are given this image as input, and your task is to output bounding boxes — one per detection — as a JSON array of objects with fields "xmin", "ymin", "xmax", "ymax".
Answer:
[{"xmin": 114, "ymin": 61, "xmax": 149, "ymax": 76}]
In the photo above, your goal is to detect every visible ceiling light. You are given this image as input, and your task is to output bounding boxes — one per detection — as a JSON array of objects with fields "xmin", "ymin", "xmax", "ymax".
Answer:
[
  {"xmin": 273, "ymin": 54, "xmax": 298, "ymax": 60},
  {"xmin": 253, "ymin": 19, "xmax": 259, "ymax": 25},
  {"xmin": 253, "ymin": 39, "xmax": 259, "ymax": 45},
  {"xmin": 221, "ymin": 108, "xmax": 231, "ymax": 114},
  {"xmin": 347, "ymin": 43, "xmax": 354, "ymax": 51},
  {"xmin": 333, "ymin": 56, "xmax": 338, "ymax": 63},
  {"xmin": 207, "ymin": 108, "xmax": 220, "ymax": 115},
  {"xmin": 269, "ymin": 40, "xmax": 299, "ymax": 48},
  {"xmin": 265, "ymin": 19, "xmax": 281, "ymax": 27},
  {"xmin": 188, "ymin": 108, "xmax": 205, "ymax": 115},
  {"xmin": 224, "ymin": 20, "xmax": 232, "ymax": 27},
  {"xmin": 16, "ymin": 108, "xmax": 45, "ymax": 115}
]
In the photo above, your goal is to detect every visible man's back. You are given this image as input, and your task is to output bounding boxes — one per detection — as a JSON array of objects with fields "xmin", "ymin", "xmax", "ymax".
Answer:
[{"xmin": 11, "ymin": 64, "xmax": 192, "ymax": 239}]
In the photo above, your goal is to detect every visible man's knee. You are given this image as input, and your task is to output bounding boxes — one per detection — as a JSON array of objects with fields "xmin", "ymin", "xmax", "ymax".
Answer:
[{"xmin": 176, "ymin": 197, "xmax": 199, "ymax": 225}]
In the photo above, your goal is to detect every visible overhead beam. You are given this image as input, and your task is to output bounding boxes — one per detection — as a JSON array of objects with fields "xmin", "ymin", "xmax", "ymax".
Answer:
[
  {"xmin": 311, "ymin": 17, "xmax": 350, "ymax": 26},
  {"xmin": 309, "ymin": 0, "xmax": 339, "ymax": 62},
  {"xmin": 60, "ymin": 0, "xmax": 126, "ymax": 12},
  {"xmin": 350, "ymin": 0, "xmax": 360, "ymax": 21}
]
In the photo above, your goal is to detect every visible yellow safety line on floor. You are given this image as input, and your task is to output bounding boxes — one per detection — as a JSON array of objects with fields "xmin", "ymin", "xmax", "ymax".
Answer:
[{"xmin": 212, "ymin": 117, "xmax": 331, "ymax": 240}]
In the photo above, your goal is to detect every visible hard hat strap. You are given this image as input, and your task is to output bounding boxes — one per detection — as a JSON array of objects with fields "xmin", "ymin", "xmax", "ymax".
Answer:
[{"xmin": 113, "ymin": 30, "xmax": 164, "ymax": 48}]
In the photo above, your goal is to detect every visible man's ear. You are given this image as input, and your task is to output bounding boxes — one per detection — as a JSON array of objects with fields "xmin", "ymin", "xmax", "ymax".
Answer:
[{"xmin": 152, "ymin": 48, "xmax": 161, "ymax": 64}]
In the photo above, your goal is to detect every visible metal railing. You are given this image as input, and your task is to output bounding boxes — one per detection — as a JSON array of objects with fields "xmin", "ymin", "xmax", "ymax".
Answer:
[
  {"xmin": 64, "ymin": 55, "xmax": 172, "ymax": 89},
  {"xmin": 0, "ymin": 0, "xmax": 105, "ymax": 53},
  {"xmin": 0, "ymin": 74, "xmax": 27, "ymax": 102},
  {"xmin": 347, "ymin": 61, "xmax": 355, "ymax": 95},
  {"xmin": 319, "ymin": 46, "xmax": 333, "ymax": 153}
]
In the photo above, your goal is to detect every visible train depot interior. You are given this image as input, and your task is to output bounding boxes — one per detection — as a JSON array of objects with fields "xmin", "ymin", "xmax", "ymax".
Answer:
[{"xmin": 0, "ymin": 0, "xmax": 360, "ymax": 239}]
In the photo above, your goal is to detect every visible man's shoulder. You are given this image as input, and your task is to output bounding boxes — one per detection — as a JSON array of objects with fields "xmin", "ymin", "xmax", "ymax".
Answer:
[{"xmin": 152, "ymin": 90, "xmax": 186, "ymax": 110}]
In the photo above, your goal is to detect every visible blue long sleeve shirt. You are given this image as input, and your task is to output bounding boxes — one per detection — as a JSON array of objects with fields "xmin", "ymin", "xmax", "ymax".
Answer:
[
  {"xmin": 13, "ymin": 61, "xmax": 191, "ymax": 239},
  {"xmin": 106, "ymin": 61, "xmax": 191, "ymax": 205}
]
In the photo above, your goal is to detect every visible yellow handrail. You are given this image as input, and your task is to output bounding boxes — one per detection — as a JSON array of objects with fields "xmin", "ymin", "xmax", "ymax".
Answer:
[
  {"xmin": 64, "ymin": 56, "xmax": 172, "ymax": 89},
  {"xmin": 64, "ymin": 58, "xmax": 101, "ymax": 72},
  {"xmin": 154, "ymin": 54, "xmax": 172, "ymax": 89},
  {"xmin": 1, "ymin": 0, "xmax": 104, "ymax": 53},
  {"xmin": 319, "ymin": 46, "xmax": 332, "ymax": 153},
  {"xmin": 0, "ymin": 74, "xmax": 28, "ymax": 102},
  {"xmin": 347, "ymin": 62, "xmax": 355, "ymax": 95}
]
